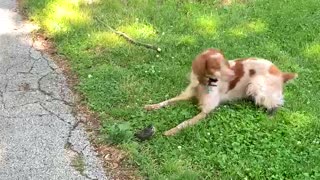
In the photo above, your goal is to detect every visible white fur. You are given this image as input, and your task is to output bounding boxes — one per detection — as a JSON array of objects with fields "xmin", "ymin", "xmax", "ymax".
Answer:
[{"xmin": 218, "ymin": 59, "xmax": 284, "ymax": 108}]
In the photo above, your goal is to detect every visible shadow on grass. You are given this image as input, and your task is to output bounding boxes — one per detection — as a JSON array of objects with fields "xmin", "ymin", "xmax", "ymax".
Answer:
[{"xmin": 23, "ymin": 0, "xmax": 320, "ymax": 179}]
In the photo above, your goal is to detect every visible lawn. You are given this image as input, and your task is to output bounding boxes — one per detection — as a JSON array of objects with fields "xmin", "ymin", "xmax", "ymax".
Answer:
[{"xmin": 22, "ymin": 0, "xmax": 320, "ymax": 179}]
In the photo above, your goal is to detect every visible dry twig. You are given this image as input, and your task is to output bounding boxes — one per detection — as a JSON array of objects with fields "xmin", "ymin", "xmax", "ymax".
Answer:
[{"xmin": 94, "ymin": 17, "xmax": 161, "ymax": 53}]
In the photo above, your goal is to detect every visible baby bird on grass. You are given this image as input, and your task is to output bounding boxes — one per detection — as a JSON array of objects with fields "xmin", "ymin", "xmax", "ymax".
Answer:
[{"xmin": 134, "ymin": 124, "xmax": 156, "ymax": 141}]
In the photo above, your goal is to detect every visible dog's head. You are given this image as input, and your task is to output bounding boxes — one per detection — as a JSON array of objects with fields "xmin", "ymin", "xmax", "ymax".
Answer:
[{"xmin": 192, "ymin": 48, "xmax": 235, "ymax": 84}]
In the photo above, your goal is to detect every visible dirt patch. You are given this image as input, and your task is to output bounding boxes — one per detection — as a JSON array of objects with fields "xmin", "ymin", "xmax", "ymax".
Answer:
[
  {"xmin": 97, "ymin": 145, "xmax": 141, "ymax": 180},
  {"xmin": 18, "ymin": 83, "xmax": 30, "ymax": 91}
]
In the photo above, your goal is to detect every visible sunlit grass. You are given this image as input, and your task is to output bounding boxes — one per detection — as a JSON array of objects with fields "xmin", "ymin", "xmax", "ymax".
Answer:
[
  {"xmin": 32, "ymin": 0, "xmax": 91, "ymax": 35},
  {"xmin": 23, "ymin": 0, "xmax": 320, "ymax": 179},
  {"xmin": 91, "ymin": 31, "xmax": 126, "ymax": 48},
  {"xmin": 286, "ymin": 111, "xmax": 313, "ymax": 128},
  {"xmin": 304, "ymin": 43, "xmax": 320, "ymax": 58},
  {"xmin": 118, "ymin": 22, "xmax": 157, "ymax": 40},
  {"xmin": 70, "ymin": 0, "xmax": 100, "ymax": 5},
  {"xmin": 176, "ymin": 35, "xmax": 197, "ymax": 46},
  {"xmin": 194, "ymin": 15, "xmax": 219, "ymax": 36},
  {"xmin": 229, "ymin": 20, "xmax": 267, "ymax": 37}
]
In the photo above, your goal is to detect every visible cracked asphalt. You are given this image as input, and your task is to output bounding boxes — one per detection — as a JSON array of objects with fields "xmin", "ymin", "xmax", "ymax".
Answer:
[{"xmin": 0, "ymin": 0, "xmax": 107, "ymax": 179}]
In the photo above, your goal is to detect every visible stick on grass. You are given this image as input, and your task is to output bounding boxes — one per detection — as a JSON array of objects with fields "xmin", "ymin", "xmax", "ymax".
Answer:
[{"xmin": 94, "ymin": 17, "xmax": 161, "ymax": 53}]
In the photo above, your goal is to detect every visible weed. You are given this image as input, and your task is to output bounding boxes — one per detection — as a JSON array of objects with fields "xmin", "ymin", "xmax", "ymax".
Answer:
[
  {"xmin": 101, "ymin": 122, "xmax": 133, "ymax": 145},
  {"xmin": 71, "ymin": 154, "xmax": 85, "ymax": 175}
]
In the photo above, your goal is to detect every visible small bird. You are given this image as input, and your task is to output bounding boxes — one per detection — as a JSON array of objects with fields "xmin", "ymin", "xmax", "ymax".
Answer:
[{"xmin": 134, "ymin": 124, "xmax": 156, "ymax": 141}]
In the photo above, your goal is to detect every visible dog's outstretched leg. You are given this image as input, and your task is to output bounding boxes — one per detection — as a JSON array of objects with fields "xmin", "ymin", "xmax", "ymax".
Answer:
[
  {"xmin": 144, "ymin": 83, "xmax": 196, "ymax": 111},
  {"xmin": 163, "ymin": 111, "xmax": 207, "ymax": 136},
  {"xmin": 164, "ymin": 85, "xmax": 220, "ymax": 136}
]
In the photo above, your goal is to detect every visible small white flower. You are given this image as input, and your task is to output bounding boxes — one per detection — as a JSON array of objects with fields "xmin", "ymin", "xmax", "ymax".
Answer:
[
  {"xmin": 157, "ymin": 48, "xmax": 161, "ymax": 52},
  {"xmin": 156, "ymin": 54, "xmax": 160, "ymax": 58},
  {"xmin": 162, "ymin": 32, "xmax": 165, "ymax": 35},
  {"xmin": 207, "ymin": 132, "xmax": 211, "ymax": 135},
  {"xmin": 178, "ymin": 146, "xmax": 182, "ymax": 149},
  {"xmin": 297, "ymin": 141, "xmax": 301, "ymax": 145},
  {"xmin": 88, "ymin": 74, "xmax": 93, "ymax": 78},
  {"xmin": 171, "ymin": 57, "xmax": 174, "ymax": 59}
]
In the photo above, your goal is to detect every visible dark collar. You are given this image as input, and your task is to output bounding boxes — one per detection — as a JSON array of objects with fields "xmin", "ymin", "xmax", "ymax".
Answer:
[
  {"xmin": 208, "ymin": 78, "xmax": 218, "ymax": 86},
  {"xmin": 209, "ymin": 78, "xmax": 218, "ymax": 82}
]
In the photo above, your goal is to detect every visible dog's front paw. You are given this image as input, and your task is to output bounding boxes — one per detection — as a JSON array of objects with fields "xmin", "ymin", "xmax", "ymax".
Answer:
[{"xmin": 144, "ymin": 104, "xmax": 161, "ymax": 111}]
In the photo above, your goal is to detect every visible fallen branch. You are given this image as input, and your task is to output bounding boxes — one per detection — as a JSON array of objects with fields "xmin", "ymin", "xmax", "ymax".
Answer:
[{"xmin": 94, "ymin": 17, "xmax": 161, "ymax": 53}]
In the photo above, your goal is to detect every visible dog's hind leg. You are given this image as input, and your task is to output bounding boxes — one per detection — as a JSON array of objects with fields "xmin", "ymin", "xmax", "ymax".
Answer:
[{"xmin": 246, "ymin": 76, "xmax": 284, "ymax": 116}]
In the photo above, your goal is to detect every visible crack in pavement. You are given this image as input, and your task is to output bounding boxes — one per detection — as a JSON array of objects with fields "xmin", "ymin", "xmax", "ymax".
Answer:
[
  {"xmin": 39, "ymin": 103, "xmax": 73, "ymax": 126},
  {"xmin": 0, "ymin": 91, "xmax": 5, "ymax": 108},
  {"xmin": 37, "ymin": 71, "xmax": 74, "ymax": 106},
  {"xmin": 67, "ymin": 122, "xmax": 106, "ymax": 180}
]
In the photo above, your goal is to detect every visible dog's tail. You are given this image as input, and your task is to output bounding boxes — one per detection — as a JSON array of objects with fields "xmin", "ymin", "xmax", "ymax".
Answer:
[{"xmin": 282, "ymin": 73, "xmax": 298, "ymax": 83}]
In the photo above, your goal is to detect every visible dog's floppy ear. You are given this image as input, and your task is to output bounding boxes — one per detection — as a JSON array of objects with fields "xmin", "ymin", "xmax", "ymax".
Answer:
[{"xmin": 192, "ymin": 54, "xmax": 208, "ymax": 85}]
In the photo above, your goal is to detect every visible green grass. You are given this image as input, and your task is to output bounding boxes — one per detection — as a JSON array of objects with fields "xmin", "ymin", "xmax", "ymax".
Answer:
[{"xmin": 23, "ymin": 0, "xmax": 320, "ymax": 179}]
